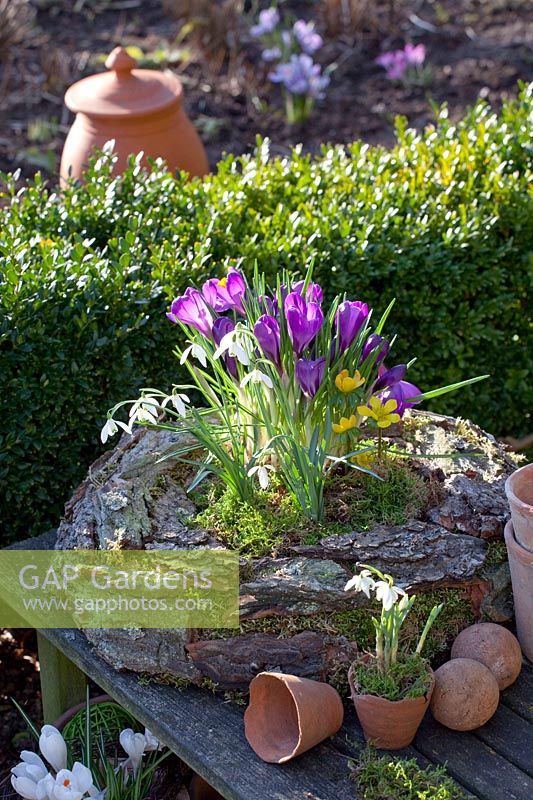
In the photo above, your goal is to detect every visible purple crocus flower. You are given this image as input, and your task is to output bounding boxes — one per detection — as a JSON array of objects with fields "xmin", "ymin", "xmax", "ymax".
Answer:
[
  {"xmin": 250, "ymin": 7, "xmax": 279, "ymax": 37},
  {"xmin": 404, "ymin": 43, "xmax": 426, "ymax": 66},
  {"xmin": 202, "ymin": 269, "xmax": 246, "ymax": 315},
  {"xmin": 167, "ymin": 288, "xmax": 213, "ymax": 337},
  {"xmin": 269, "ymin": 54, "xmax": 330, "ymax": 99},
  {"xmin": 262, "ymin": 47, "xmax": 281, "ymax": 63},
  {"xmin": 296, "ymin": 357, "xmax": 326, "ymax": 397},
  {"xmin": 292, "ymin": 280, "xmax": 324, "ymax": 305},
  {"xmin": 335, "ymin": 300, "xmax": 369, "ymax": 353},
  {"xmin": 375, "ymin": 50, "xmax": 408, "ymax": 81},
  {"xmin": 293, "ymin": 20, "xmax": 323, "ymax": 55},
  {"xmin": 360, "ymin": 334, "xmax": 390, "ymax": 364},
  {"xmin": 212, "ymin": 317, "xmax": 238, "ymax": 379},
  {"xmin": 254, "ymin": 314, "xmax": 281, "ymax": 369},
  {"xmin": 373, "ymin": 364, "xmax": 408, "ymax": 392},
  {"xmin": 284, "ymin": 291, "xmax": 324, "ymax": 356},
  {"xmin": 379, "ymin": 380, "xmax": 422, "ymax": 417}
]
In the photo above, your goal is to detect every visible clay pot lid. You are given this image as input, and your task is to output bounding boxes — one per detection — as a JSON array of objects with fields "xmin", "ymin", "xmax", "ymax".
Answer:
[{"xmin": 64, "ymin": 46, "xmax": 183, "ymax": 119}]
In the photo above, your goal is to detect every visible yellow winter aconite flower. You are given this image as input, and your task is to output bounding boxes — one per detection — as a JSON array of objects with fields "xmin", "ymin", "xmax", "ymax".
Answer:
[
  {"xmin": 357, "ymin": 396, "xmax": 401, "ymax": 429},
  {"xmin": 335, "ymin": 369, "xmax": 365, "ymax": 394},
  {"xmin": 352, "ymin": 450, "xmax": 375, "ymax": 470},
  {"xmin": 332, "ymin": 414, "xmax": 357, "ymax": 434}
]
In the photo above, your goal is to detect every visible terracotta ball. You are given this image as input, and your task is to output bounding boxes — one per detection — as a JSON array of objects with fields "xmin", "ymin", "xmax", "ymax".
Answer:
[
  {"xmin": 430, "ymin": 658, "xmax": 499, "ymax": 731},
  {"xmin": 451, "ymin": 623, "xmax": 522, "ymax": 690}
]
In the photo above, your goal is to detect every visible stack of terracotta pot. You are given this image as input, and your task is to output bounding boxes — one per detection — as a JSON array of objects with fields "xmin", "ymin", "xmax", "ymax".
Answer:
[{"xmin": 505, "ymin": 463, "xmax": 533, "ymax": 662}]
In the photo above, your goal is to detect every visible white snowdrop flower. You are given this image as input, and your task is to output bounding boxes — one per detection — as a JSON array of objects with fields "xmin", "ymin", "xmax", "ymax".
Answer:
[
  {"xmin": 213, "ymin": 330, "xmax": 250, "ymax": 366},
  {"xmin": 248, "ymin": 464, "xmax": 275, "ymax": 490},
  {"xmin": 39, "ymin": 726, "xmax": 68, "ymax": 773},
  {"xmin": 374, "ymin": 580, "xmax": 406, "ymax": 611},
  {"xmin": 344, "ymin": 569, "xmax": 375, "ymax": 598},
  {"xmin": 129, "ymin": 397, "xmax": 160, "ymax": 425},
  {"xmin": 100, "ymin": 418, "xmax": 132, "ymax": 443},
  {"xmin": 240, "ymin": 369, "xmax": 274, "ymax": 389},
  {"xmin": 161, "ymin": 392, "xmax": 189, "ymax": 417},
  {"xmin": 180, "ymin": 342, "xmax": 207, "ymax": 368}
]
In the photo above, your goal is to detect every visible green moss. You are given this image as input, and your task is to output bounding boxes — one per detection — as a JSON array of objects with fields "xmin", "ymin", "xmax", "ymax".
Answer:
[
  {"xmin": 354, "ymin": 653, "xmax": 432, "ymax": 701},
  {"xmin": 352, "ymin": 748, "xmax": 467, "ymax": 800},
  {"xmin": 192, "ymin": 458, "xmax": 430, "ymax": 556},
  {"xmin": 483, "ymin": 540, "xmax": 508, "ymax": 568}
]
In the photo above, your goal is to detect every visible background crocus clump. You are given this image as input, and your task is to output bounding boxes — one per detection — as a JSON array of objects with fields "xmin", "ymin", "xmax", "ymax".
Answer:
[
  {"xmin": 250, "ymin": 6, "xmax": 330, "ymax": 123},
  {"xmin": 103, "ymin": 268, "xmax": 485, "ymax": 522},
  {"xmin": 376, "ymin": 43, "xmax": 427, "ymax": 83}
]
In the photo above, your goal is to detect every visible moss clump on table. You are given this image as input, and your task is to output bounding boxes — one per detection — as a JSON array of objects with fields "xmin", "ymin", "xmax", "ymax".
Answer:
[
  {"xmin": 352, "ymin": 748, "xmax": 467, "ymax": 800},
  {"xmin": 193, "ymin": 458, "xmax": 431, "ymax": 557}
]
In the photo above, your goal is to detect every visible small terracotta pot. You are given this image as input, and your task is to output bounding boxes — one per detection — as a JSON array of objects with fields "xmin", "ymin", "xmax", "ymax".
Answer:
[
  {"xmin": 505, "ymin": 463, "xmax": 533, "ymax": 552},
  {"xmin": 244, "ymin": 671, "xmax": 344, "ymax": 763},
  {"xmin": 505, "ymin": 519, "xmax": 533, "ymax": 661},
  {"xmin": 60, "ymin": 46, "xmax": 209, "ymax": 185},
  {"xmin": 348, "ymin": 663, "xmax": 434, "ymax": 750}
]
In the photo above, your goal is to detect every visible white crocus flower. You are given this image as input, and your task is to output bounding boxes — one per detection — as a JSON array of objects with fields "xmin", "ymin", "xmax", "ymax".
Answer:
[
  {"xmin": 161, "ymin": 392, "xmax": 189, "ymax": 417},
  {"xmin": 344, "ymin": 569, "xmax": 375, "ymax": 598},
  {"xmin": 53, "ymin": 763, "xmax": 95, "ymax": 800},
  {"xmin": 119, "ymin": 728, "xmax": 147, "ymax": 774},
  {"xmin": 240, "ymin": 369, "xmax": 274, "ymax": 389},
  {"xmin": 100, "ymin": 418, "xmax": 132, "ymax": 443},
  {"xmin": 375, "ymin": 580, "xmax": 406, "ymax": 611},
  {"xmin": 39, "ymin": 726, "xmax": 68, "ymax": 773},
  {"xmin": 144, "ymin": 728, "xmax": 160, "ymax": 751},
  {"xmin": 248, "ymin": 464, "xmax": 275, "ymax": 490},
  {"xmin": 35, "ymin": 774, "xmax": 55, "ymax": 800},
  {"xmin": 11, "ymin": 752, "xmax": 50, "ymax": 800},
  {"xmin": 213, "ymin": 330, "xmax": 250, "ymax": 366},
  {"xmin": 180, "ymin": 342, "xmax": 207, "ymax": 368}
]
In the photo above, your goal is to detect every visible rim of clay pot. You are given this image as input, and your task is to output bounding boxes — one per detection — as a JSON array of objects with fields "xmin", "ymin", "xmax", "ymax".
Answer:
[
  {"xmin": 53, "ymin": 694, "xmax": 112, "ymax": 732},
  {"xmin": 505, "ymin": 519, "xmax": 533, "ymax": 564},
  {"xmin": 505, "ymin": 463, "xmax": 533, "ymax": 515},
  {"xmin": 347, "ymin": 659, "xmax": 435, "ymax": 705}
]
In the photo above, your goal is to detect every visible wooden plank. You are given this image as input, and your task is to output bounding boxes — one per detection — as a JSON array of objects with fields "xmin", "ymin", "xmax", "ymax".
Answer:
[
  {"xmin": 37, "ymin": 632, "xmax": 87, "ymax": 723},
  {"xmin": 37, "ymin": 628, "xmax": 357, "ymax": 800},
  {"xmin": 501, "ymin": 663, "xmax": 533, "ymax": 724},
  {"xmin": 415, "ymin": 713, "xmax": 533, "ymax": 800},
  {"xmin": 474, "ymin": 702, "xmax": 533, "ymax": 777}
]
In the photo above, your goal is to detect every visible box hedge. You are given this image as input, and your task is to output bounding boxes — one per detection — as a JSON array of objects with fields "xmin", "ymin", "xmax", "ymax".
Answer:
[{"xmin": 1, "ymin": 87, "xmax": 532, "ymax": 544}]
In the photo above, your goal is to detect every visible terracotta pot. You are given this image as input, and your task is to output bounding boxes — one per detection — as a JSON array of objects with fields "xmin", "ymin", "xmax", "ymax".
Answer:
[
  {"xmin": 244, "ymin": 671, "xmax": 344, "ymax": 763},
  {"xmin": 348, "ymin": 663, "xmax": 434, "ymax": 749},
  {"xmin": 189, "ymin": 774, "xmax": 224, "ymax": 800},
  {"xmin": 60, "ymin": 46, "xmax": 208, "ymax": 186},
  {"xmin": 53, "ymin": 693, "xmax": 111, "ymax": 731},
  {"xmin": 505, "ymin": 463, "xmax": 533, "ymax": 551},
  {"xmin": 505, "ymin": 519, "xmax": 533, "ymax": 661}
]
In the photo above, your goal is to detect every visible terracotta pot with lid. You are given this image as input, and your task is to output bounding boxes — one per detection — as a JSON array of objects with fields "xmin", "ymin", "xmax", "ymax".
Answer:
[{"xmin": 60, "ymin": 46, "xmax": 209, "ymax": 185}]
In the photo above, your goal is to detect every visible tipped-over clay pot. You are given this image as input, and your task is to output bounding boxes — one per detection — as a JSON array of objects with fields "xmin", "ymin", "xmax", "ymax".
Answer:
[
  {"xmin": 60, "ymin": 46, "xmax": 209, "ymax": 185},
  {"xmin": 505, "ymin": 463, "xmax": 533, "ymax": 552},
  {"xmin": 244, "ymin": 671, "xmax": 344, "ymax": 763},
  {"xmin": 505, "ymin": 519, "xmax": 533, "ymax": 662},
  {"xmin": 348, "ymin": 663, "xmax": 434, "ymax": 749}
]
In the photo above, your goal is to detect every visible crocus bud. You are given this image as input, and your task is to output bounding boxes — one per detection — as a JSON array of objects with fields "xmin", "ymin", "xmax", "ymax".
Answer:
[
  {"xmin": 360, "ymin": 334, "xmax": 389, "ymax": 364},
  {"xmin": 39, "ymin": 726, "xmax": 67, "ymax": 773},
  {"xmin": 335, "ymin": 301, "xmax": 369, "ymax": 353},
  {"xmin": 284, "ymin": 292, "xmax": 323, "ymax": 356},
  {"xmin": 167, "ymin": 288, "xmax": 214, "ymax": 337},
  {"xmin": 254, "ymin": 314, "xmax": 281, "ymax": 369},
  {"xmin": 295, "ymin": 357, "xmax": 326, "ymax": 397},
  {"xmin": 373, "ymin": 364, "xmax": 407, "ymax": 392}
]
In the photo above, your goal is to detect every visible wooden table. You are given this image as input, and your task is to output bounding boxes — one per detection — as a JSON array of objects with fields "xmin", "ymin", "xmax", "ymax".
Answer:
[{"xmin": 8, "ymin": 533, "xmax": 533, "ymax": 800}]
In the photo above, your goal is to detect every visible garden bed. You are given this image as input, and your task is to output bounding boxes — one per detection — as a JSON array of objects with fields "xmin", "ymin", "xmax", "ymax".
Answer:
[
  {"xmin": 56, "ymin": 409, "xmax": 517, "ymax": 691},
  {"xmin": 0, "ymin": 0, "xmax": 531, "ymax": 177}
]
